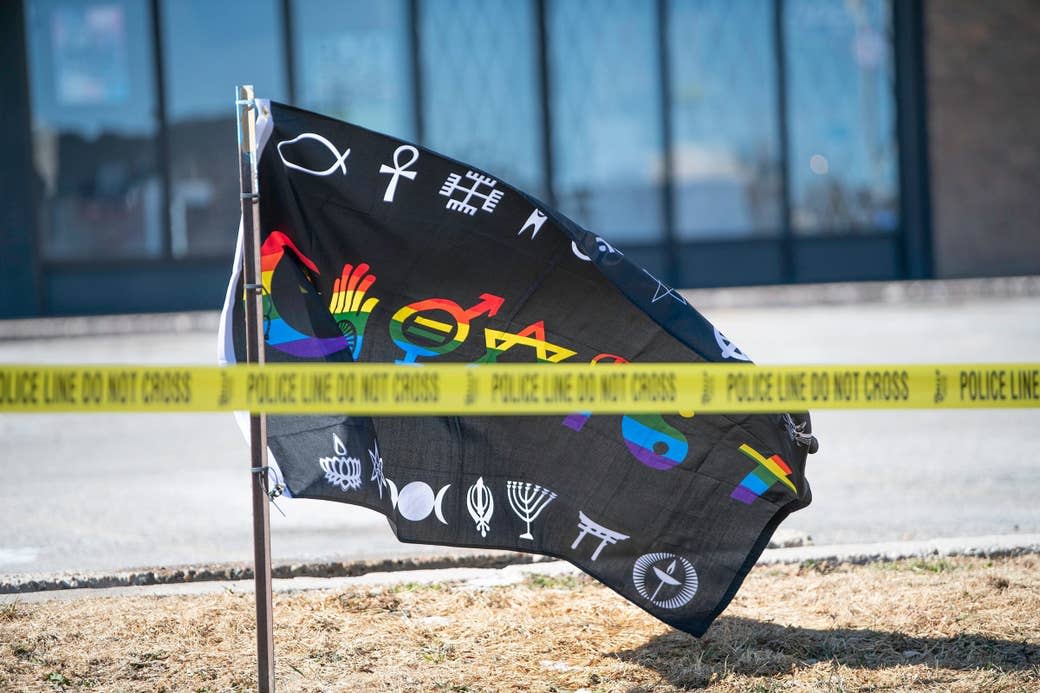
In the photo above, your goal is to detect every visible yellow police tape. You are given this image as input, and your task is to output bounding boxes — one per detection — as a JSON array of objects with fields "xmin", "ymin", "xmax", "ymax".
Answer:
[{"xmin": 1, "ymin": 363, "xmax": 1039, "ymax": 415}]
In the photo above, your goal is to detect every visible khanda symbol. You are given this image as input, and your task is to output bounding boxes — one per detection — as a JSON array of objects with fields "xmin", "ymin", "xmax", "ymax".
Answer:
[
  {"xmin": 466, "ymin": 477, "xmax": 494, "ymax": 538},
  {"xmin": 257, "ymin": 231, "xmax": 379, "ymax": 361}
]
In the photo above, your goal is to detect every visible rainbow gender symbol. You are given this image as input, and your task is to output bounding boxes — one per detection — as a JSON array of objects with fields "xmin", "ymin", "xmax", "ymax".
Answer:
[{"xmin": 731, "ymin": 443, "xmax": 797, "ymax": 504}]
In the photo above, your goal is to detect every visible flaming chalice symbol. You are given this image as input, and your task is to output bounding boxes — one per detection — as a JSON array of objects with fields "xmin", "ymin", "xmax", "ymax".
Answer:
[
  {"xmin": 632, "ymin": 552, "xmax": 699, "ymax": 610},
  {"xmin": 650, "ymin": 559, "xmax": 682, "ymax": 602}
]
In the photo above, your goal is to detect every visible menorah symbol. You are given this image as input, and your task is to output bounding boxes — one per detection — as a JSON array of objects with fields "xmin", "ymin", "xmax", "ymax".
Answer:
[{"xmin": 506, "ymin": 481, "xmax": 557, "ymax": 540}]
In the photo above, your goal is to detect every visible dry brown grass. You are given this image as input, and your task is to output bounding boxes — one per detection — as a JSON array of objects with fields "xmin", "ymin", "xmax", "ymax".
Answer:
[{"xmin": 1, "ymin": 555, "xmax": 1038, "ymax": 692}]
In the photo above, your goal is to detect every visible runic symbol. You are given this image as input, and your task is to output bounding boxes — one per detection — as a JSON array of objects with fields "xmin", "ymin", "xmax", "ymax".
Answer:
[
  {"xmin": 714, "ymin": 327, "xmax": 751, "ymax": 361},
  {"xmin": 506, "ymin": 481, "xmax": 557, "ymax": 540},
  {"xmin": 466, "ymin": 477, "xmax": 494, "ymax": 538},
  {"xmin": 379, "ymin": 145, "xmax": 419, "ymax": 202},
  {"xmin": 517, "ymin": 209, "xmax": 547, "ymax": 239},
  {"xmin": 570, "ymin": 511, "xmax": 629, "ymax": 561},
  {"xmin": 319, "ymin": 433, "xmax": 362, "ymax": 492},
  {"xmin": 439, "ymin": 170, "xmax": 504, "ymax": 216},
  {"xmin": 643, "ymin": 269, "xmax": 687, "ymax": 305}
]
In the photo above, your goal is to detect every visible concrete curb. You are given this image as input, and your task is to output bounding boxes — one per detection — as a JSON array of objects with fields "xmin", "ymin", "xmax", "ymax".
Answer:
[
  {"xmin": 0, "ymin": 551, "xmax": 536, "ymax": 596},
  {"xmin": 2, "ymin": 276, "xmax": 1037, "ymax": 340},
  {"xmin": 0, "ymin": 310, "xmax": 220, "ymax": 340},
  {"xmin": 3, "ymin": 534, "xmax": 1037, "ymax": 604},
  {"xmin": 755, "ymin": 532, "xmax": 1040, "ymax": 565},
  {"xmin": 0, "ymin": 530, "xmax": 811, "ymax": 596}
]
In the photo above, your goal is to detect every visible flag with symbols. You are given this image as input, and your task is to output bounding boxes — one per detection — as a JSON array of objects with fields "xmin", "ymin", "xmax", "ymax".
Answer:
[{"xmin": 219, "ymin": 100, "xmax": 816, "ymax": 637}]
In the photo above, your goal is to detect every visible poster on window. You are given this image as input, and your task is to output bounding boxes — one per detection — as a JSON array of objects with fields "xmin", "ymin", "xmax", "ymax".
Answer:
[{"xmin": 50, "ymin": 3, "xmax": 130, "ymax": 106}]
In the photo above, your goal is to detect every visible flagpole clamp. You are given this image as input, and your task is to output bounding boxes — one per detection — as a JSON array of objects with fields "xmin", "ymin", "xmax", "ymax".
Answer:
[
  {"xmin": 781, "ymin": 414, "xmax": 819, "ymax": 454},
  {"xmin": 251, "ymin": 465, "xmax": 287, "ymax": 516},
  {"xmin": 235, "ymin": 98, "xmax": 256, "ymax": 109}
]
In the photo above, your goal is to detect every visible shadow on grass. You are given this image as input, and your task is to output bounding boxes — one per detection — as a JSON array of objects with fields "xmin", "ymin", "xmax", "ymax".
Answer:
[{"xmin": 614, "ymin": 616, "xmax": 1039, "ymax": 688}]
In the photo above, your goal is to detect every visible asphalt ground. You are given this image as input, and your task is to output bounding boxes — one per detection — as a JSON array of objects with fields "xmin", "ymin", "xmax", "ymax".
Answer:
[{"xmin": 2, "ymin": 278, "xmax": 1038, "ymax": 581}]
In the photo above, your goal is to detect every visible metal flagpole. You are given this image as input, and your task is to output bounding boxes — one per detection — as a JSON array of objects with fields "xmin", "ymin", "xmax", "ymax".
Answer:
[{"xmin": 235, "ymin": 84, "xmax": 276, "ymax": 693}]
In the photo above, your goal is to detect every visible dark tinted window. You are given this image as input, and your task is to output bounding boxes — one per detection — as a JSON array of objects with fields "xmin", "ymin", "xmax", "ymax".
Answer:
[
  {"xmin": 786, "ymin": 0, "xmax": 900, "ymax": 234},
  {"xmin": 548, "ymin": 0, "xmax": 664, "ymax": 243},
  {"xmin": 419, "ymin": 0, "xmax": 544, "ymax": 195},
  {"xmin": 292, "ymin": 0, "xmax": 414, "ymax": 139},
  {"xmin": 25, "ymin": 0, "xmax": 162, "ymax": 260},
  {"xmin": 668, "ymin": 0, "xmax": 781, "ymax": 238},
  {"xmin": 161, "ymin": 0, "xmax": 288, "ymax": 257}
]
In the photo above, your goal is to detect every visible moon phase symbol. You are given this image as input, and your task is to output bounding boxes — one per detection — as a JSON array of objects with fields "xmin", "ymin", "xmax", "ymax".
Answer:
[{"xmin": 384, "ymin": 479, "xmax": 450, "ymax": 524}]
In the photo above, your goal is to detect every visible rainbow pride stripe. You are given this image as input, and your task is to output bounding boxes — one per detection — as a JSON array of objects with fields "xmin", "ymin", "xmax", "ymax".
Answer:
[
  {"xmin": 260, "ymin": 231, "xmax": 351, "ymax": 358},
  {"xmin": 621, "ymin": 414, "xmax": 689, "ymax": 470},
  {"xmin": 389, "ymin": 294, "xmax": 504, "ymax": 364},
  {"xmin": 731, "ymin": 443, "xmax": 797, "ymax": 504},
  {"xmin": 480, "ymin": 321, "xmax": 577, "ymax": 363},
  {"xmin": 389, "ymin": 298, "xmax": 473, "ymax": 363}
]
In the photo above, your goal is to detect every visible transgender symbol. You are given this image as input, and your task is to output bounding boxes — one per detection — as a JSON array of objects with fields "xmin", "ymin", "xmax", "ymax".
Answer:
[
  {"xmin": 466, "ymin": 477, "xmax": 494, "ymax": 538},
  {"xmin": 570, "ymin": 511, "xmax": 629, "ymax": 561},
  {"xmin": 713, "ymin": 327, "xmax": 751, "ymax": 361},
  {"xmin": 506, "ymin": 481, "xmax": 557, "ymax": 540},
  {"xmin": 389, "ymin": 293, "xmax": 505, "ymax": 363},
  {"xmin": 384, "ymin": 478, "xmax": 450, "ymax": 524},
  {"xmin": 439, "ymin": 170, "xmax": 504, "ymax": 216},
  {"xmin": 319, "ymin": 433, "xmax": 362, "ymax": 492},
  {"xmin": 379, "ymin": 145, "xmax": 419, "ymax": 202},
  {"xmin": 632, "ymin": 552, "xmax": 699, "ymax": 610},
  {"xmin": 277, "ymin": 133, "xmax": 350, "ymax": 177}
]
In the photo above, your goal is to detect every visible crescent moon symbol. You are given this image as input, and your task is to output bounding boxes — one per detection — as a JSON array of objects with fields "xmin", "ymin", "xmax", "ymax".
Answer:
[
  {"xmin": 384, "ymin": 478, "xmax": 399, "ymax": 508},
  {"xmin": 433, "ymin": 484, "xmax": 451, "ymax": 525}
]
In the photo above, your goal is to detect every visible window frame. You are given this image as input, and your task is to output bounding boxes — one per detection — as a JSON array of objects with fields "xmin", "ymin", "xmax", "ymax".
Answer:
[{"xmin": 24, "ymin": 0, "xmax": 930, "ymax": 301}]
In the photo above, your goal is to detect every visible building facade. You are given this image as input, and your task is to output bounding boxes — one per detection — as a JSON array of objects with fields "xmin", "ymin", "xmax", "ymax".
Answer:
[{"xmin": 0, "ymin": 0, "xmax": 1035, "ymax": 317}]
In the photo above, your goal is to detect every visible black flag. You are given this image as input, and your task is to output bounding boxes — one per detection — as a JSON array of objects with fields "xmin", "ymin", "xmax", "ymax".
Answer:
[{"xmin": 219, "ymin": 101, "xmax": 814, "ymax": 637}]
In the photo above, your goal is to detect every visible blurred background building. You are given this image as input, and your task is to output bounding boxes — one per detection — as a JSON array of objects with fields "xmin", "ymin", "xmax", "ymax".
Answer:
[{"xmin": 1, "ymin": 0, "xmax": 1036, "ymax": 317}]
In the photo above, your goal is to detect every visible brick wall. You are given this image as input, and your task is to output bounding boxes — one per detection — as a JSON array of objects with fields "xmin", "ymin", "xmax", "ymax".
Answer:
[{"xmin": 926, "ymin": 0, "xmax": 1040, "ymax": 277}]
